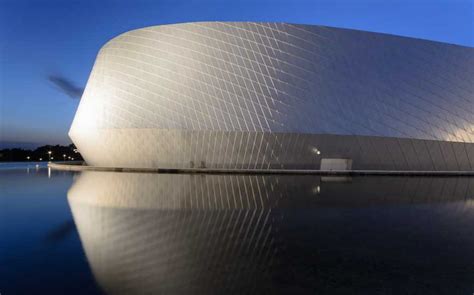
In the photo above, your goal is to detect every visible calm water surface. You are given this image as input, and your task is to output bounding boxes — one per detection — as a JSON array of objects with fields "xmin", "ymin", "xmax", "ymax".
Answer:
[{"xmin": 1, "ymin": 163, "xmax": 474, "ymax": 294}]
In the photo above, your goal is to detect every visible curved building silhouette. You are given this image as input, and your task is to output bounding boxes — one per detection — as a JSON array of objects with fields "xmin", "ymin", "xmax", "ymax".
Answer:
[{"xmin": 70, "ymin": 22, "xmax": 474, "ymax": 170}]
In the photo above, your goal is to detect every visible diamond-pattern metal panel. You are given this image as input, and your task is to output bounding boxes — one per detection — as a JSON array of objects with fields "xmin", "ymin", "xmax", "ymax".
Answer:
[{"xmin": 69, "ymin": 22, "xmax": 474, "ymax": 170}]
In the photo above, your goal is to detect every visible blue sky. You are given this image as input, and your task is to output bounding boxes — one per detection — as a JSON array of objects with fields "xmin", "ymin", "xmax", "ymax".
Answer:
[{"xmin": 1, "ymin": 0, "xmax": 473, "ymax": 148}]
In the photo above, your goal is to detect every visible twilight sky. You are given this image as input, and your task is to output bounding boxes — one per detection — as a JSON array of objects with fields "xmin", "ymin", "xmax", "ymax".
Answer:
[{"xmin": 0, "ymin": 0, "xmax": 473, "ymax": 148}]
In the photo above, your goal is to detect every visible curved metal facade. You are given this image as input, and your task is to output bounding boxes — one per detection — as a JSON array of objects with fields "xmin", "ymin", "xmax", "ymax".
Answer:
[{"xmin": 69, "ymin": 22, "xmax": 474, "ymax": 170}]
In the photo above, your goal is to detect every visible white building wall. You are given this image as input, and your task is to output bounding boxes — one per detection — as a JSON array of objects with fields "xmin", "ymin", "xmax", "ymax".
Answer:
[{"xmin": 69, "ymin": 22, "xmax": 474, "ymax": 170}]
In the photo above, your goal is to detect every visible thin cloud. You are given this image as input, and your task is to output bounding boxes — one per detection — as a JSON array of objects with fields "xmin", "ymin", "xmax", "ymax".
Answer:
[{"xmin": 48, "ymin": 75, "xmax": 84, "ymax": 99}]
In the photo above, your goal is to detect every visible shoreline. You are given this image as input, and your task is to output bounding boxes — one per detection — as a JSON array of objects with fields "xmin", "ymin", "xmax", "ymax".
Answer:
[{"xmin": 49, "ymin": 162, "xmax": 474, "ymax": 177}]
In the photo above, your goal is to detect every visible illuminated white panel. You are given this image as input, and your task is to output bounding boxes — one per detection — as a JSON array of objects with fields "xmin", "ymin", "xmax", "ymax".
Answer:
[{"xmin": 70, "ymin": 22, "xmax": 474, "ymax": 170}]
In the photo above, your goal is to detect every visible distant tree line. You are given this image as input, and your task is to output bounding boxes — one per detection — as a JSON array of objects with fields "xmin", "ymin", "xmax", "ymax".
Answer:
[{"xmin": 0, "ymin": 144, "xmax": 83, "ymax": 162}]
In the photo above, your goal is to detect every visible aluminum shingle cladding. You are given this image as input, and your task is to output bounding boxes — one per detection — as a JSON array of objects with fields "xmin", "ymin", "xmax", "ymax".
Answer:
[{"xmin": 70, "ymin": 22, "xmax": 474, "ymax": 170}]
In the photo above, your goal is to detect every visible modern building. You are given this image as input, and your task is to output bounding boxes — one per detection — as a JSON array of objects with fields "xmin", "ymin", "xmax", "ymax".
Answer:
[{"xmin": 69, "ymin": 22, "xmax": 474, "ymax": 171}]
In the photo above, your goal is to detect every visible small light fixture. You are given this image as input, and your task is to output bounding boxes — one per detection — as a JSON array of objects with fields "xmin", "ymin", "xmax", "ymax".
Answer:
[
  {"xmin": 312, "ymin": 147, "xmax": 321, "ymax": 155},
  {"xmin": 312, "ymin": 185, "xmax": 321, "ymax": 194}
]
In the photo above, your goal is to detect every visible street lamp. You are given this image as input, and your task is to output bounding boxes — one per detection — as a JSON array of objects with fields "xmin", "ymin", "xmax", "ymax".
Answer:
[
  {"xmin": 48, "ymin": 150, "xmax": 52, "ymax": 161},
  {"xmin": 26, "ymin": 156, "xmax": 30, "ymax": 161},
  {"xmin": 63, "ymin": 154, "xmax": 66, "ymax": 161}
]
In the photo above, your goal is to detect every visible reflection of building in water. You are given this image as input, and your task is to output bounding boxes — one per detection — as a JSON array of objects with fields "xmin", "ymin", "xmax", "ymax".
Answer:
[
  {"xmin": 68, "ymin": 172, "xmax": 474, "ymax": 294},
  {"xmin": 68, "ymin": 172, "xmax": 286, "ymax": 294}
]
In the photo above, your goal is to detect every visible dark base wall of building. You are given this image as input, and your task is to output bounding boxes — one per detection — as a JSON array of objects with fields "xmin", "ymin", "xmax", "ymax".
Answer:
[{"xmin": 72, "ymin": 129, "xmax": 474, "ymax": 171}]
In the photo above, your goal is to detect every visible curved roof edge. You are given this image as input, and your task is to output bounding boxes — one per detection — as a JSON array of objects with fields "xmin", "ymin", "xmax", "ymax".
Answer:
[{"xmin": 99, "ymin": 21, "xmax": 474, "ymax": 51}]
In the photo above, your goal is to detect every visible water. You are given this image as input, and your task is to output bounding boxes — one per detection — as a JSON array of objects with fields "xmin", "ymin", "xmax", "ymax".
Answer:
[
  {"xmin": 0, "ymin": 161, "xmax": 49, "ymax": 170},
  {"xmin": 1, "ymin": 164, "xmax": 474, "ymax": 294}
]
